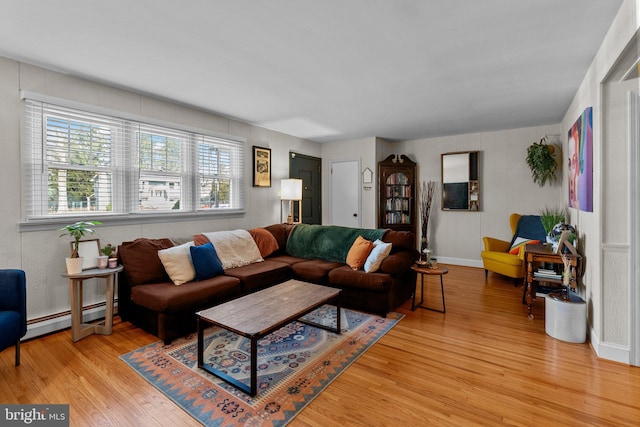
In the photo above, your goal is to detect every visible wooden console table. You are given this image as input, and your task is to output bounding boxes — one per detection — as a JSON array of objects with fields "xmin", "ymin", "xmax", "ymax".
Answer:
[{"xmin": 523, "ymin": 244, "xmax": 580, "ymax": 319}]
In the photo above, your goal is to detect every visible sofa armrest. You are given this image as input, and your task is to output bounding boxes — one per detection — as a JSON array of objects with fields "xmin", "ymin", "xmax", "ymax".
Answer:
[
  {"xmin": 482, "ymin": 237, "xmax": 511, "ymax": 253},
  {"xmin": 379, "ymin": 251, "xmax": 416, "ymax": 275}
]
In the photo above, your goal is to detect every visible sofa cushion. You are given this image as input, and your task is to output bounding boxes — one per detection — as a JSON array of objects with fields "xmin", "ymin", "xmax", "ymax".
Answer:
[
  {"xmin": 190, "ymin": 243, "xmax": 224, "ymax": 281},
  {"xmin": 118, "ymin": 238, "xmax": 174, "ymax": 286},
  {"xmin": 130, "ymin": 275, "xmax": 241, "ymax": 313},
  {"xmin": 382, "ymin": 230, "xmax": 415, "ymax": 253},
  {"xmin": 224, "ymin": 260, "xmax": 291, "ymax": 292},
  {"xmin": 291, "ymin": 259, "xmax": 345, "ymax": 283},
  {"xmin": 263, "ymin": 224, "xmax": 287, "ymax": 251},
  {"xmin": 265, "ymin": 254, "xmax": 307, "ymax": 266},
  {"xmin": 379, "ymin": 252, "xmax": 416, "ymax": 275},
  {"xmin": 481, "ymin": 250, "xmax": 524, "ymax": 267},
  {"xmin": 248, "ymin": 228, "xmax": 280, "ymax": 258},
  {"xmin": 346, "ymin": 236, "xmax": 374, "ymax": 270},
  {"xmin": 158, "ymin": 242, "xmax": 195, "ymax": 285},
  {"xmin": 364, "ymin": 239, "xmax": 393, "ymax": 273},
  {"xmin": 328, "ymin": 266, "xmax": 392, "ymax": 292}
]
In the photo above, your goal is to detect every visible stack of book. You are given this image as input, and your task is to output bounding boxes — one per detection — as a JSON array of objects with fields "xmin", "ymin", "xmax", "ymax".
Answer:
[{"xmin": 534, "ymin": 268, "xmax": 562, "ymax": 280}]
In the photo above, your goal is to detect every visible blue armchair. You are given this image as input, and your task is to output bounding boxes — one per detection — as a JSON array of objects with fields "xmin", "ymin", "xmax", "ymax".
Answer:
[{"xmin": 0, "ymin": 269, "xmax": 27, "ymax": 366}]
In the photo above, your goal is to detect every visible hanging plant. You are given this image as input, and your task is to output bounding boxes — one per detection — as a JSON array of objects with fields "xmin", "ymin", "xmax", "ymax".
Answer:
[{"xmin": 526, "ymin": 137, "xmax": 557, "ymax": 187}]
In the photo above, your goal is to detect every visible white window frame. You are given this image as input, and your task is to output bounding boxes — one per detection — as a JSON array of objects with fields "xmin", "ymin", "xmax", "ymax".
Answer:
[{"xmin": 20, "ymin": 92, "xmax": 245, "ymax": 228}]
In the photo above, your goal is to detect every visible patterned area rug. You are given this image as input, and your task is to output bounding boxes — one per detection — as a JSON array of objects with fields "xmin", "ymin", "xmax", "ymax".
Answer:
[{"xmin": 120, "ymin": 305, "xmax": 403, "ymax": 426}]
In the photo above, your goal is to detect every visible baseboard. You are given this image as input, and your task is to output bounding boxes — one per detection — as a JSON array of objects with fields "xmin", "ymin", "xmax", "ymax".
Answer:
[
  {"xmin": 589, "ymin": 325, "xmax": 630, "ymax": 364},
  {"xmin": 436, "ymin": 256, "xmax": 483, "ymax": 269},
  {"xmin": 23, "ymin": 302, "xmax": 118, "ymax": 341}
]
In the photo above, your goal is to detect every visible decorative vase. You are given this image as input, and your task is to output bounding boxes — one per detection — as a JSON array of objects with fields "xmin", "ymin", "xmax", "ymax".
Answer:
[
  {"xmin": 97, "ymin": 255, "xmax": 108, "ymax": 269},
  {"xmin": 65, "ymin": 257, "xmax": 84, "ymax": 275},
  {"xmin": 108, "ymin": 258, "xmax": 118, "ymax": 268}
]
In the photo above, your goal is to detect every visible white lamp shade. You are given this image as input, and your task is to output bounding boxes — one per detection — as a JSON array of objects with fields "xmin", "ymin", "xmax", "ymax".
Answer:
[{"xmin": 281, "ymin": 179, "xmax": 302, "ymax": 200}]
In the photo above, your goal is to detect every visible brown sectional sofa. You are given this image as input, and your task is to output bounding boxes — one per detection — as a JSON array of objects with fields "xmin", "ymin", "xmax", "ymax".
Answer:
[{"xmin": 117, "ymin": 223, "xmax": 418, "ymax": 343}]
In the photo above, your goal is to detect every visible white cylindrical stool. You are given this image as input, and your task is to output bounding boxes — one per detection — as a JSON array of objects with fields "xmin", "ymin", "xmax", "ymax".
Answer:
[{"xmin": 545, "ymin": 290, "xmax": 587, "ymax": 343}]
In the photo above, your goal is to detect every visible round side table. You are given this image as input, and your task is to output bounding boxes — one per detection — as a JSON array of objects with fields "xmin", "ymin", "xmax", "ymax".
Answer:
[
  {"xmin": 62, "ymin": 265, "xmax": 123, "ymax": 342},
  {"xmin": 411, "ymin": 265, "xmax": 448, "ymax": 313}
]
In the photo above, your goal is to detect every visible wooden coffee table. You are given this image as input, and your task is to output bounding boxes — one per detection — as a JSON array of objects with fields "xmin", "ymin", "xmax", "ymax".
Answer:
[{"xmin": 196, "ymin": 279, "xmax": 341, "ymax": 396}]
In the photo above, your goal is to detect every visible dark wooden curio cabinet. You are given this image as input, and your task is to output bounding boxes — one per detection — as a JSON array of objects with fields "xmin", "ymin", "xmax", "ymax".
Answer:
[{"xmin": 378, "ymin": 154, "xmax": 416, "ymax": 236}]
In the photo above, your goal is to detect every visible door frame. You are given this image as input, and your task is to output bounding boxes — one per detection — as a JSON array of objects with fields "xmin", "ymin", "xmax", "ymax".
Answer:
[{"xmin": 629, "ymin": 91, "xmax": 639, "ymax": 366}]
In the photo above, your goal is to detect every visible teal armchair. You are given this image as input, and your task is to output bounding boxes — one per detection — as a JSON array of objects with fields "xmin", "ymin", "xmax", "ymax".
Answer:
[{"xmin": 0, "ymin": 269, "xmax": 27, "ymax": 366}]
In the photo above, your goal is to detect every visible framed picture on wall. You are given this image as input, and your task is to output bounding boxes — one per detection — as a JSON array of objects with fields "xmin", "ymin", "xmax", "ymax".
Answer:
[{"xmin": 253, "ymin": 146, "xmax": 271, "ymax": 187}]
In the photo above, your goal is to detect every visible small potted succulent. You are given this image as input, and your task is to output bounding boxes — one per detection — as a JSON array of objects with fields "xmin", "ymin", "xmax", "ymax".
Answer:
[
  {"xmin": 58, "ymin": 221, "xmax": 101, "ymax": 274},
  {"xmin": 100, "ymin": 243, "xmax": 118, "ymax": 268},
  {"xmin": 98, "ymin": 243, "xmax": 115, "ymax": 269}
]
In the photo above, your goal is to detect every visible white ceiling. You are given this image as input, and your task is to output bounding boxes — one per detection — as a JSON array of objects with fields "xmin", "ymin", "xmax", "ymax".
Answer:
[{"xmin": 0, "ymin": 1, "xmax": 623, "ymax": 142}]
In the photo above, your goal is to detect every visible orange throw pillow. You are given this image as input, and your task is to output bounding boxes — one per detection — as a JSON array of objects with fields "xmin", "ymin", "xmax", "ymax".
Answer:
[
  {"xmin": 248, "ymin": 228, "xmax": 280, "ymax": 258},
  {"xmin": 346, "ymin": 236, "xmax": 374, "ymax": 270},
  {"xmin": 193, "ymin": 233, "xmax": 210, "ymax": 246}
]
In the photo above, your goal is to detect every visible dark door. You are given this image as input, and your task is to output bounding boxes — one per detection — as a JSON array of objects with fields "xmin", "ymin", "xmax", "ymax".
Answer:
[{"xmin": 289, "ymin": 152, "xmax": 321, "ymax": 224}]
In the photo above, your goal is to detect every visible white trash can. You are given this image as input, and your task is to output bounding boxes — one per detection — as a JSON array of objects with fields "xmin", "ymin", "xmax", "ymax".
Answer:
[{"xmin": 545, "ymin": 290, "xmax": 587, "ymax": 343}]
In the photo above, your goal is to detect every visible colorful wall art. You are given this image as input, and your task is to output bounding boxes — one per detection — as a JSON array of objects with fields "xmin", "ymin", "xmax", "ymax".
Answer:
[{"xmin": 568, "ymin": 107, "xmax": 593, "ymax": 212}]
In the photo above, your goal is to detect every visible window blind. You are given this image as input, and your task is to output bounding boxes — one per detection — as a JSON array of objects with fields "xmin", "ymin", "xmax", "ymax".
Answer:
[{"xmin": 23, "ymin": 98, "xmax": 244, "ymax": 220}]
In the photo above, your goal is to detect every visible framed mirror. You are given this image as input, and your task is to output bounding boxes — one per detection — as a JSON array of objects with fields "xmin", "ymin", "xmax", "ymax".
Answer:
[{"xmin": 441, "ymin": 151, "xmax": 479, "ymax": 211}]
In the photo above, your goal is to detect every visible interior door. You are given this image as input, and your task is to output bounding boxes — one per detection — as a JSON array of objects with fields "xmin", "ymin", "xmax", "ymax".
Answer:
[
  {"xmin": 330, "ymin": 160, "xmax": 360, "ymax": 227},
  {"xmin": 289, "ymin": 152, "xmax": 321, "ymax": 224}
]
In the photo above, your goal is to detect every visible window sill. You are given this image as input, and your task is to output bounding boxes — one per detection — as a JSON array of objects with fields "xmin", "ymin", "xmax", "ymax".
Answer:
[{"xmin": 19, "ymin": 210, "xmax": 246, "ymax": 232}]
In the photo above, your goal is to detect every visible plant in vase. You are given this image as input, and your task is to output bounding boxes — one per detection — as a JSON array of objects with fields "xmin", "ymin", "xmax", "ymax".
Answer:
[
  {"xmin": 540, "ymin": 207, "xmax": 566, "ymax": 247},
  {"xmin": 419, "ymin": 180, "xmax": 436, "ymax": 262},
  {"xmin": 98, "ymin": 243, "xmax": 115, "ymax": 269},
  {"xmin": 59, "ymin": 221, "xmax": 101, "ymax": 274}
]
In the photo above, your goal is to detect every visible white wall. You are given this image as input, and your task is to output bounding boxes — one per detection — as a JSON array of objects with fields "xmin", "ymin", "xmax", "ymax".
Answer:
[
  {"xmin": 396, "ymin": 124, "xmax": 564, "ymax": 264},
  {"xmin": 561, "ymin": 0, "xmax": 640, "ymax": 363},
  {"xmin": 0, "ymin": 57, "xmax": 320, "ymax": 337}
]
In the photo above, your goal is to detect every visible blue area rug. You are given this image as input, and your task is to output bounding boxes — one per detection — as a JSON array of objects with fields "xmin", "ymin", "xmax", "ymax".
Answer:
[{"xmin": 120, "ymin": 306, "xmax": 402, "ymax": 426}]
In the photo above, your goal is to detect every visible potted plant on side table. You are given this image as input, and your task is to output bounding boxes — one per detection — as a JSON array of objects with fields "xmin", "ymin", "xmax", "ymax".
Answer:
[
  {"xmin": 100, "ymin": 243, "xmax": 118, "ymax": 269},
  {"xmin": 540, "ymin": 207, "xmax": 566, "ymax": 247},
  {"xmin": 97, "ymin": 243, "xmax": 114, "ymax": 269},
  {"xmin": 59, "ymin": 221, "xmax": 101, "ymax": 274}
]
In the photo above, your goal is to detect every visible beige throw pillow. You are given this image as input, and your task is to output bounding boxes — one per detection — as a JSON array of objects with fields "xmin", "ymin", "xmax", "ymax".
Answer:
[{"xmin": 157, "ymin": 242, "xmax": 195, "ymax": 285}]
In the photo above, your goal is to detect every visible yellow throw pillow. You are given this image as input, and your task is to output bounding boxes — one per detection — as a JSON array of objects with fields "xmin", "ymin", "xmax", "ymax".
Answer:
[{"xmin": 346, "ymin": 236, "xmax": 374, "ymax": 270}]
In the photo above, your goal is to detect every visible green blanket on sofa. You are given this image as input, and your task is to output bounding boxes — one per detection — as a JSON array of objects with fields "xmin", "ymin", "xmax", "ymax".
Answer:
[{"xmin": 286, "ymin": 224, "xmax": 387, "ymax": 263}]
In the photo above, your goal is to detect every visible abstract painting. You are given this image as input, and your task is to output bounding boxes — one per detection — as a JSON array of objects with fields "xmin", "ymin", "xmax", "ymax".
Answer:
[{"xmin": 568, "ymin": 107, "xmax": 593, "ymax": 212}]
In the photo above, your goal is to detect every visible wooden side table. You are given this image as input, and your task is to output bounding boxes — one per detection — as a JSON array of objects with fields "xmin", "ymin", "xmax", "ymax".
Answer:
[
  {"xmin": 411, "ymin": 265, "xmax": 448, "ymax": 313},
  {"xmin": 523, "ymin": 244, "xmax": 580, "ymax": 320},
  {"xmin": 62, "ymin": 265, "xmax": 123, "ymax": 342}
]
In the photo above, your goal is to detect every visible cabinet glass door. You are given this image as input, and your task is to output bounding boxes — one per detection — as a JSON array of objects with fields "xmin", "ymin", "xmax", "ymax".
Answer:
[{"xmin": 385, "ymin": 172, "xmax": 411, "ymax": 225}]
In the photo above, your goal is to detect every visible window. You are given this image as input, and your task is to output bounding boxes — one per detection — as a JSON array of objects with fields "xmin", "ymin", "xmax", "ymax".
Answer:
[
  {"xmin": 23, "ymin": 98, "xmax": 244, "ymax": 221},
  {"xmin": 137, "ymin": 126, "xmax": 186, "ymax": 211}
]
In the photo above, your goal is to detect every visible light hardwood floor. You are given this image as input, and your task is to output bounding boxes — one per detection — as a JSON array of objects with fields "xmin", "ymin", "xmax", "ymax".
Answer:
[{"xmin": 1, "ymin": 265, "xmax": 639, "ymax": 426}]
